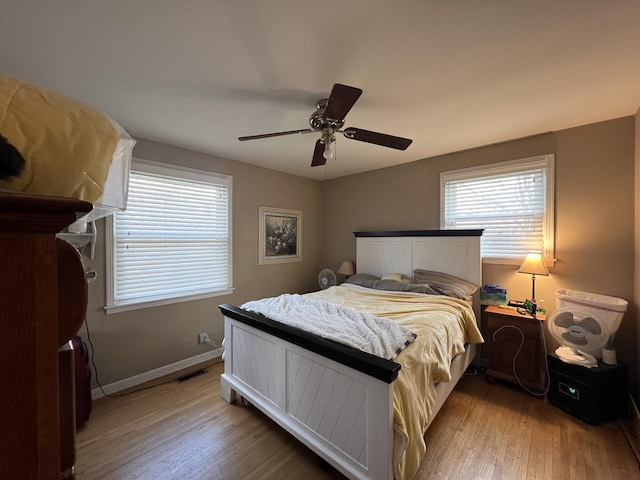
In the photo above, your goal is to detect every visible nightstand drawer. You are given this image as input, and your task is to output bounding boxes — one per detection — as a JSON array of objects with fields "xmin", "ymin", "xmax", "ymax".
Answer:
[{"xmin": 487, "ymin": 314, "xmax": 539, "ymax": 338}]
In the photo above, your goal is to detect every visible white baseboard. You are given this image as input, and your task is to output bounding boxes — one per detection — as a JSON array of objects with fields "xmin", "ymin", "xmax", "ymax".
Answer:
[{"xmin": 91, "ymin": 349, "xmax": 222, "ymax": 400}]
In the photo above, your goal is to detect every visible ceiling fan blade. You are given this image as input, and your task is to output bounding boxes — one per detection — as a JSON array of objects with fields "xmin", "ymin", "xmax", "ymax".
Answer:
[
  {"xmin": 343, "ymin": 128, "xmax": 412, "ymax": 150},
  {"xmin": 238, "ymin": 128, "xmax": 314, "ymax": 141},
  {"xmin": 323, "ymin": 84, "xmax": 363, "ymax": 121},
  {"xmin": 311, "ymin": 139, "xmax": 326, "ymax": 167}
]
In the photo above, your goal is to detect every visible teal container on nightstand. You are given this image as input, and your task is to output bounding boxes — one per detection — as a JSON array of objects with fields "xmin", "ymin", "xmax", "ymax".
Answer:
[{"xmin": 480, "ymin": 284, "xmax": 508, "ymax": 305}]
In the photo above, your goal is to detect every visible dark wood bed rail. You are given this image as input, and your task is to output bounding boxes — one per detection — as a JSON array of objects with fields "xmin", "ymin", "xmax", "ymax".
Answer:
[{"xmin": 219, "ymin": 304, "xmax": 401, "ymax": 384}]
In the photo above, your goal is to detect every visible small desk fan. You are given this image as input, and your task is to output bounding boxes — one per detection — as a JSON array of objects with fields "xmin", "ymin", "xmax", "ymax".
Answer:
[
  {"xmin": 318, "ymin": 269, "xmax": 337, "ymax": 290},
  {"xmin": 548, "ymin": 307, "xmax": 609, "ymax": 368}
]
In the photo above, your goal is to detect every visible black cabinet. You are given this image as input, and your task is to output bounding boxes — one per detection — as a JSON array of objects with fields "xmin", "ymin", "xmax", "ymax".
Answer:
[{"xmin": 547, "ymin": 354, "xmax": 628, "ymax": 425}]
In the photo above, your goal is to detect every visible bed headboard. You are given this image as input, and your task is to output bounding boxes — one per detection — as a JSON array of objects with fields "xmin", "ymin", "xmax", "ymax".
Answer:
[{"xmin": 354, "ymin": 230, "xmax": 483, "ymax": 286}]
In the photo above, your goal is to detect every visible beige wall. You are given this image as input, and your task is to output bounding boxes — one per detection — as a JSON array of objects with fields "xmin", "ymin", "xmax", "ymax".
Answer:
[
  {"xmin": 84, "ymin": 116, "xmax": 638, "ymax": 399},
  {"xmin": 81, "ymin": 138, "xmax": 323, "ymax": 385},
  {"xmin": 323, "ymin": 117, "xmax": 637, "ymax": 395}
]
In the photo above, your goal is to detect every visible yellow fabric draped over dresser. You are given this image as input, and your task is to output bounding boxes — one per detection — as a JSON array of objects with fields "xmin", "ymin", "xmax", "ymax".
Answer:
[{"xmin": 0, "ymin": 71, "xmax": 118, "ymax": 203}]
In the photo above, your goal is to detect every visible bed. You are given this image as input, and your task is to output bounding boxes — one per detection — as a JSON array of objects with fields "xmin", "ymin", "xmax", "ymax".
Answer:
[{"xmin": 219, "ymin": 229, "xmax": 483, "ymax": 479}]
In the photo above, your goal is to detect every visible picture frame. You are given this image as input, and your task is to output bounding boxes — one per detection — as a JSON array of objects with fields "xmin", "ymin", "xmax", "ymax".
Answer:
[{"xmin": 259, "ymin": 206, "xmax": 302, "ymax": 264}]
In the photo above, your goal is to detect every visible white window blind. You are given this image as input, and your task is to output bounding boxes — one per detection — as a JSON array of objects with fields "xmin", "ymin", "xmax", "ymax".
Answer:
[
  {"xmin": 106, "ymin": 160, "xmax": 232, "ymax": 312},
  {"xmin": 441, "ymin": 155, "xmax": 554, "ymax": 264}
]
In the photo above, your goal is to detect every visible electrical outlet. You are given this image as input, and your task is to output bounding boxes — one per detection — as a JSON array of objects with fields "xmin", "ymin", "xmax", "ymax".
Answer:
[{"xmin": 198, "ymin": 332, "xmax": 210, "ymax": 345}]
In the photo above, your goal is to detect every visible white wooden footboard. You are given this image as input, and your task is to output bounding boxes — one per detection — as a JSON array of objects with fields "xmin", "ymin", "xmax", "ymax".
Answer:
[
  {"xmin": 221, "ymin": 315, "xmax": 395, "ymax": 480},
  {"xmin": 218, "ymin": 229, "xmax": 483, "ymax": 479}
]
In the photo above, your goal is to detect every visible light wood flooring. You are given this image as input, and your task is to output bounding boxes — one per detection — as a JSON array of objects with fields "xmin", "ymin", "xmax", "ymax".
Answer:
[{"xmin": 75, "ymin": 362, "xmax": 640, "ymax": 479}]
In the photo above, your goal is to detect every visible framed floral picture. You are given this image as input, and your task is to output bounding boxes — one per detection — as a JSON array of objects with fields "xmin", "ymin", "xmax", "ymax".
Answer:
[{"xmin": 259, "ymin": 206, "xmax": 302, "ymax": 264}]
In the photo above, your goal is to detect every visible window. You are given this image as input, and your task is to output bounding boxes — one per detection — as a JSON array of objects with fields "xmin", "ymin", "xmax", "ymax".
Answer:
[
  {"xmin": 105, "ymin": 160, "xmax": 232, "ymax": 313},
  {"xmin": 441, "ymin": 154, "xmax": 554, "ymax": 265}
]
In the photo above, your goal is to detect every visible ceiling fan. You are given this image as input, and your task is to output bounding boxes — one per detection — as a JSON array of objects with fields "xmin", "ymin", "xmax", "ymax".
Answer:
[{"xmin": 238, "ymin": 83, "xmax": 413, "ymax": 167}]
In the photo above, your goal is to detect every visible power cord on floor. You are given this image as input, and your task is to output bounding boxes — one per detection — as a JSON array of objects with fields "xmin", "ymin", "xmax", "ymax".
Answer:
[
  {"xmin": 82, "ymin": 317, "xmax": 223, "ymax": 398},
  {"xmin": 464, "ymin": 366, "xmax": 484, "ymax": 376},
  {"xmin": 492, "ymin": 317, "xmax": 550, "ymax": 397}
]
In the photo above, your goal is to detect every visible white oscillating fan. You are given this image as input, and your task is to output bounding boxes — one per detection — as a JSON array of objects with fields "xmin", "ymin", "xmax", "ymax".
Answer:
[
  {"xmin": 318, "ymin": 269, "xmax": 337, "ymax": 290},
  {"xmin": 548, "ymin": 307, "xmax": 609, "ymax": 368}
]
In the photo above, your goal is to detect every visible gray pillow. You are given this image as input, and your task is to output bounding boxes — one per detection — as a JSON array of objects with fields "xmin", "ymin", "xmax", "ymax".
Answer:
[
  {"xmin": 412, "ymin": 269, "xmax": 479, "ymax": 300},
  {"xmin": 344, "ymin": 273, "xmax": 380, "ymax": 284},
  {"xmin": 348, "ymin": 277, "xmax": 441, "ymax": 294}
]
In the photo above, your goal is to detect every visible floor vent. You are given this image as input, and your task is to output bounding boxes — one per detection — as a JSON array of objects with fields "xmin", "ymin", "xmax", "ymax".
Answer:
[{"xmin": 176, "ymin": 369, "xmax": 206, "ymax": 383}]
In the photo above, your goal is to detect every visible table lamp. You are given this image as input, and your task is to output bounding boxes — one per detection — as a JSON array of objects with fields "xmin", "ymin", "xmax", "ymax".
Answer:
[
  {"xmin": 517, "ymin": 251, "xmax": 549, "ymax": 301},
  {"xmin": 337, "ymin": 260, "xmax": 355, "ymax": 279}
]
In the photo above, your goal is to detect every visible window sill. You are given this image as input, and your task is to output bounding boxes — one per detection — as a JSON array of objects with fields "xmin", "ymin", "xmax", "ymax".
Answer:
[
  {"xmin": 483, "ymin": 257, "xmax": 556, "ymax": 267},
  {"xmin": 104, "ymin": 288, "xmax": 235, "ymax": 314}
]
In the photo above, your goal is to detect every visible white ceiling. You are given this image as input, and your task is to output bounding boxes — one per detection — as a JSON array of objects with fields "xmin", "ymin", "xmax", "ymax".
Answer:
[{"xmin": 1, "ymin": 1, "xmax": 639, "ymax": 181}]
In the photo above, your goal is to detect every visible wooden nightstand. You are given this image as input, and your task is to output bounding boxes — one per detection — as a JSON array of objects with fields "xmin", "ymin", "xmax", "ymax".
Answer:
[{"xmin": 483, "ymin": 305, "xmax": 546, "ymax": 393}]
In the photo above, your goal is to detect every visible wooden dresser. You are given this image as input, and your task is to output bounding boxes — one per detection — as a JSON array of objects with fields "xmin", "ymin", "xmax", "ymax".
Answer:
[{"xmin": 0, "ymin": 192, "xmax": 91, "ymax": 479}]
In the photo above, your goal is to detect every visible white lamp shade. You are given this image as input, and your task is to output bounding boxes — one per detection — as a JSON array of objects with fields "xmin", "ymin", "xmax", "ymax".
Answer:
[
  {"xmin": 337, "ymin": 260, "xmax": 355, "ymax": 276},
  {"xmin": 518, "ymin": 251, "xmax": 549, "ymax": 276}
]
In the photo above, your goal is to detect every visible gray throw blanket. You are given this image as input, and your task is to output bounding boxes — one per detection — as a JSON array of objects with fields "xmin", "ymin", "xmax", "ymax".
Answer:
[{"xmin": 242, "ymin": 293, "xmax": 416, "ymax": 360}]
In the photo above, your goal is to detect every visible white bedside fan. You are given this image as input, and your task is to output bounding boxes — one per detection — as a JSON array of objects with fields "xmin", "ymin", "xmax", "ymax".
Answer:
[
  {"xmin": 548, "ymin": 307, "xmax": 609, "ymax": 368},
  {"xmin": 318, "ymin": 269, "xmax": 337, "ymax": 290}
]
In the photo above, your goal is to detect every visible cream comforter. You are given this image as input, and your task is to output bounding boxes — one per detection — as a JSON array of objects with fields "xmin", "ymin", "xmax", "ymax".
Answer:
[{"xmin": 306, "ymin": 284, "xmax": 484, "ymax": 480}]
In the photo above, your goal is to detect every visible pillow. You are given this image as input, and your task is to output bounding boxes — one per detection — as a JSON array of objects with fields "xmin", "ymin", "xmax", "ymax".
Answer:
[
  {"xmin": 350, "ymin": 277, "xmax": 441, "ymax": 295},
  {"xmin": 381, "ymin": 272, "xmax": 411, "ymax": 283},
  {"xmin": 412, "ymin": 269, "xmax": 479, "ymax": 300},
  {"xmin": 344, "ymin": 273, "xmax": 380, "ymax": 285}
]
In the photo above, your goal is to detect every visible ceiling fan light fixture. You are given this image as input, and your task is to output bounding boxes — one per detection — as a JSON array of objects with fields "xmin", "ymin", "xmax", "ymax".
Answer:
[{"xmin": 322, "ymin": 136, "xmax": 335, "ymax": 161}]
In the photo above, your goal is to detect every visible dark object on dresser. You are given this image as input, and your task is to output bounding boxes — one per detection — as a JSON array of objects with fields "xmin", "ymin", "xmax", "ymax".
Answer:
[{"xmin": 0, "ymin": 133, "xmax": 25, "ymax": 180}]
